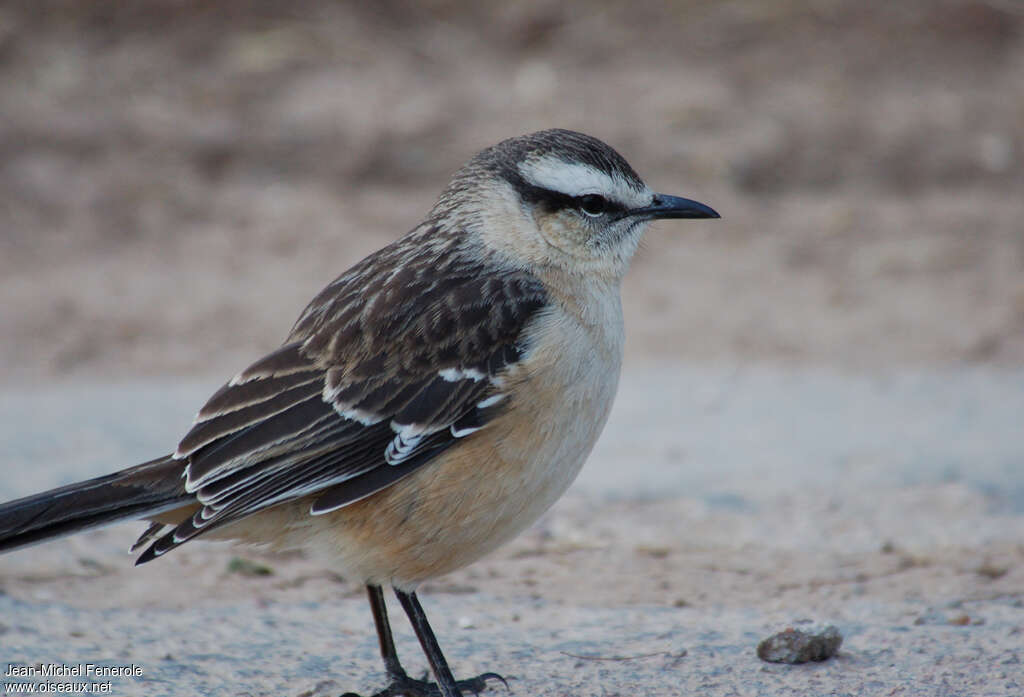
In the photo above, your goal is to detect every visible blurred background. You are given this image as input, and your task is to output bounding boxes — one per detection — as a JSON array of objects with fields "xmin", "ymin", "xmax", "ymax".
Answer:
[
  {"xmin": 1, "ymin": 0, "xmax": 1022, "ymax": 383},
  {"xmin": 2, "ymin": 4, "xmax": 1023, "ymax": 694}
]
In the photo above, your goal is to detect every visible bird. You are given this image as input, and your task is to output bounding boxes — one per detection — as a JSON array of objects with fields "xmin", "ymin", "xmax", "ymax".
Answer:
[{"xmin": 0, "ymin": 129, "xmax": 718, "ymax": 697}]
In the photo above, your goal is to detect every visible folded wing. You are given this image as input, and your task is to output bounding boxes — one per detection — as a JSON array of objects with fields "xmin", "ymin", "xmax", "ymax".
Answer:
[{"xmin": 135, "ymin": 247, "xmax": 547, "ymax": 563}]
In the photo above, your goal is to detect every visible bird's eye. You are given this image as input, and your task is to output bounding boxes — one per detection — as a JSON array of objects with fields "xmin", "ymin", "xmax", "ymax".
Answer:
[{"xmin": 578, "ymin": 194, "xmax": 607, "ymax": 217}]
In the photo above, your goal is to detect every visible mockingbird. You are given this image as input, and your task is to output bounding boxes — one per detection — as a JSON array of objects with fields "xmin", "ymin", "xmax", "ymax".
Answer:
[{"xmin": 0, "ymin": 129, "xmax": 718, "ymax": 697}]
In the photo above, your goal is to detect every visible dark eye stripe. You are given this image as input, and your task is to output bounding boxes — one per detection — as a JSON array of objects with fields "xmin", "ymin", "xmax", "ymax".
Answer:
[
  {"xmin": 519, "ymin": 183, "xmax": 575, "ymax": 212},
  {"xmin": 506, "ymin": 172, "xmax": 626, "ymax": 217}
]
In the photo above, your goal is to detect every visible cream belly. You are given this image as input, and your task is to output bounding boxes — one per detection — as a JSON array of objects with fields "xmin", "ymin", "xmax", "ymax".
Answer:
[{"xmin": 225, "ymin": 285, "xmax": 625, "ymax": 589}]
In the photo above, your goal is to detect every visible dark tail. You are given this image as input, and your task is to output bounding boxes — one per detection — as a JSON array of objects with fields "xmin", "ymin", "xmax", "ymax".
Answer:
[{"xmin": 0, "ymin": 455, "xmax": 192, "ymax": 554}]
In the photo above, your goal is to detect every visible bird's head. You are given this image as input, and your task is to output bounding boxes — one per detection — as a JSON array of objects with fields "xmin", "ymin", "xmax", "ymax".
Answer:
[{"xmin": 433, "ymin": 129, "xmax": 719, "ymax": 280}]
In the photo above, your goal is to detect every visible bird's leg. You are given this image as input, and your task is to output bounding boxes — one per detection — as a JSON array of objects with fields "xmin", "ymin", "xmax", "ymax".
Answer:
[
  {"xmin": 367, "ymin": 584, "xmax": 408, "ymax": 681},
  {"xmin": 392, "ymin": 589, "xmax": 461, "ymax": 696},
  {"xmin": 347, "ymin": 585, "xmax": 507, "ymax": 697},
  {"xmin": 392, "ymin": 589, "xmax": 508, "ymax": 697},
  {"xmin": 343, "ymin": 584, "xmax": 419, "ymax": 697}
]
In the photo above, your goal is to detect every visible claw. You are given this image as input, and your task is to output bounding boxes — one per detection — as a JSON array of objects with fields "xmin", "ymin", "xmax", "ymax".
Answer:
[
  {"xmin": 464, "ymin": 672, "xmax": 509, "ymax": 695},
  {"xmin": 350, "ymin": 671, "xmax": 509, "ymax": 697}
]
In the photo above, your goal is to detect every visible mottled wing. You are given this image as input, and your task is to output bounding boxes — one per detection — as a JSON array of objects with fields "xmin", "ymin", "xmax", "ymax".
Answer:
[{"xmin": 135, "ymin": 244, "xmax": 547, "ymax": 563}]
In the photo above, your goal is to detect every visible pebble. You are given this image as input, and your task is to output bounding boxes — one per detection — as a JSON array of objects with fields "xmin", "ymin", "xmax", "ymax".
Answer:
[{"xmin": 757, "ymin": 622, "xmax": 843, "ymax": 664}]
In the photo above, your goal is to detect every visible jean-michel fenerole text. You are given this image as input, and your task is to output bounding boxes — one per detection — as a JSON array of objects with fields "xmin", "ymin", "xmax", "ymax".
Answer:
[{"xmin": 5, "ymin": 664, "xmax": 143, "ymax": 678}]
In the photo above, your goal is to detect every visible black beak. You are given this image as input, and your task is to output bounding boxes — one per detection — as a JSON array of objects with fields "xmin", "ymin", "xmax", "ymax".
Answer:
[{"xmin": 633, "ymin": 193, "xmax": 720, "ymax": 220}]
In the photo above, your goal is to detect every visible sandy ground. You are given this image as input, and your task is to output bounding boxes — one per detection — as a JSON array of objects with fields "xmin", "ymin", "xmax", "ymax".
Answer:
[
  {"xmin": 1, "ymin": 2, "xmax": 1023, "ymax": 695},
  {"xmin": 2, "ymin": 371, "xmax": 1023, "ymax": 695}
]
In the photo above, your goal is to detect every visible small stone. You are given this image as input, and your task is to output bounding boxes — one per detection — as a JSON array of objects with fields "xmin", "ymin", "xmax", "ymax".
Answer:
[{"xmin": 757, "ymin": 623, "xmax": 843, "ymax": 664}]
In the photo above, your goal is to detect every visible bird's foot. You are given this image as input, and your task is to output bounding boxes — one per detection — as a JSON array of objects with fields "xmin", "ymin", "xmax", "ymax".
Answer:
[{"xmin": 342, "ymin": 670, "xmax": 508, "ymax": 697}]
